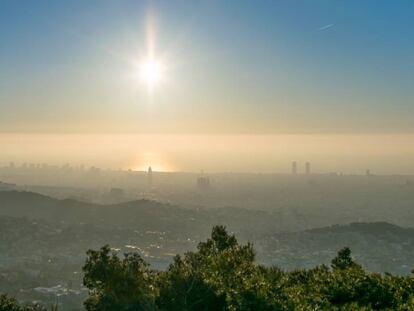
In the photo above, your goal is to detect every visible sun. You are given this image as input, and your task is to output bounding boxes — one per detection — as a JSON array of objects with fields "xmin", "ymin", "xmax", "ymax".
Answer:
[{"xmin": 140, "ymin": 59, "xmax": 163, "ymax": 87}]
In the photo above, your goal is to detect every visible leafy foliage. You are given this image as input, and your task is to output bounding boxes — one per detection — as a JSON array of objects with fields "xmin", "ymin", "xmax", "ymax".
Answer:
[
  {"xmin": 0, "ymin": 294, "xmax": 49, "ymax": 311},
  {"xmin": 82, "ymin": 245, "xmax": 157, "ymax": 311},
  {"xmin": 82, "ymin": 226, "xmax": 414, "ymax": 310}
]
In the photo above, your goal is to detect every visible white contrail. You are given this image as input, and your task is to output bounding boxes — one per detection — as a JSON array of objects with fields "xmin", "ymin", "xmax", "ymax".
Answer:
[{"xmin": 318, "ymin": 24, "xmax": 334, "ymax": 31}]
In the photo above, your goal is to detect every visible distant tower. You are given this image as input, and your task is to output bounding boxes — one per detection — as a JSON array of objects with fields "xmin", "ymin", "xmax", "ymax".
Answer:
[
  {"xmin": 147, "ymin": 166, "xmax": 153, "ymax": 190},
  {"xmin": 366, "ymin": 169, "xmax": 371, "ymax": 177},
  {"xmin": 305, "ymin": 162, "xmax": 311, "ymax": 175},
  {"xmin": 197, "ymin": 176, "xmax": 211, "ymax": 191},
  {"xmin": 291, "ymin": 161, "xmax": 297, "ymax": 175}
]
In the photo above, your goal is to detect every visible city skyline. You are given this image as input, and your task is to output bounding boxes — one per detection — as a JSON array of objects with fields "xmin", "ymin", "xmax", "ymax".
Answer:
[
  {"xmin": 1, "ymin": 133, "xmax": 414, "ymax": 174},
  {"xmin": 1, "ymin": 1, "xmax": 414, "ymax": 172}
]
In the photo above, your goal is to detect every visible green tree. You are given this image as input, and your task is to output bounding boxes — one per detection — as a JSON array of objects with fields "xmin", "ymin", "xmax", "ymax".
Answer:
[
  {"xmin": 80, "ymin": 227, "xmax": 414, "ymax": 311},
  {"xmin": 82, "ymin": 245, "xmax": 156, "ymax": 311},
  {"xmin": 331, "ymin": 247, "xmax": 358, "ymax": 270},
  {"xmin": 160, "ymin": 225, "xmax": 279, "ymax": 310},
  {"xmin": 0, "ymin": 294, "xmax": 49, "ymax": 311},
  {"xmin": 157, "ymin": 254, "xmax": 225, "ymax": 310}
]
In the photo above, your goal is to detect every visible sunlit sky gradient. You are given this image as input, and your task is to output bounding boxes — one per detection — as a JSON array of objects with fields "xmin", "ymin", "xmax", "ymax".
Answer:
[{"xmin": 1, "ymin": 1, "xmax": 414, "ymax": 173}]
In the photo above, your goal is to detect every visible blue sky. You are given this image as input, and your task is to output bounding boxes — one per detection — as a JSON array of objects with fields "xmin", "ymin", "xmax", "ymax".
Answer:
[{"xmin": 1, "ymin": 0, "xmax": 414, "ymax": 134}]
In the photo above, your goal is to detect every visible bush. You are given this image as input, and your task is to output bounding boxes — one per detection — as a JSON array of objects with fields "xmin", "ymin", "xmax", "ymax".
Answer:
[{"xmin": 80, "ymin": 226, "xmax": 414, "ymax": 310}]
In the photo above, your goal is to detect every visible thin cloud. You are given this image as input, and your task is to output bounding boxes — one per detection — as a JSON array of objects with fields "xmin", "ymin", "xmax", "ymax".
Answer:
[{"xmin": 318, "ymin": 24, "xmax": 334, "ymax": 31}]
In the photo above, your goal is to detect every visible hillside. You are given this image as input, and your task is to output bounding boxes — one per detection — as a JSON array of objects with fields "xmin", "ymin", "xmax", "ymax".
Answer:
[
  {"xmin": 0, "ymin": 190, "xmax": 281, "ymax": 238},
  {"xmin": 259, "ymin": 222, "xmax": 414, "ymax": 274}
]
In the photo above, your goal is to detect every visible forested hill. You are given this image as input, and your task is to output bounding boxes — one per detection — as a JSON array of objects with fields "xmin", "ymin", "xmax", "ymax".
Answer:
[
  {"xmin": 0, "ymin": 191, "xmax": 279, "ymax": 236},
  {"xmin": 2, "ymin": 191, "xmax": 414, "ymax": 308},
  {"xmin": 258, "ymin": 222, "xmax": 414, "ymax": 274},
  {"xmin": 2, "ymin": 190, "xmax": 414, "ymax": 275},
  {"xmin": 4, "ymin": 225, "xmax": 414, "ymax": 311}
]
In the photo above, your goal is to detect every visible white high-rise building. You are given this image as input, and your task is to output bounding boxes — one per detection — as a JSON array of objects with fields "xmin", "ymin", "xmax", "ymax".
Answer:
[
  {"xmin": 147, "ymin": 166, "xmax": 153, "ymax": 190},
  {"xmin": 305, "ymin": 162, "xmax": 311, "ymax": 175},
  {"xmin": 292, "ymin": 161, "xmax": 297, "ymax": 175}
]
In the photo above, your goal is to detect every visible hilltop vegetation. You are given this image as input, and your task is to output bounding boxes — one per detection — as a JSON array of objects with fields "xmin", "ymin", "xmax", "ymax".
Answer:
[
  {"xmin": 82, "ymin": 227, "xmax": 414, "ymax": 310},
  {"xmin": 2, "ymin": 191, "xmax": 414, "ymax": 276},
  {"xmin": 3, "ymin": 192, "xmax": 414, "ymax": 309},
  {"xmin": 258, "ymin": 222, "xmax": 414, "ymax": 274},
  {"xmin": 3, "ymin": 226, "xmax": 414, "ymax": 310},
  {"xmin": 0, "ymin": 191, "xmax": 279, "ymax": 236}
]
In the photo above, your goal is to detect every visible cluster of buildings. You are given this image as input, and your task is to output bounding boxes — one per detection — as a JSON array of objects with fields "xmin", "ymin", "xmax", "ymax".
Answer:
[{"xmin": 291, "ymin": 161, "xmax": 312, "ymax": 175}]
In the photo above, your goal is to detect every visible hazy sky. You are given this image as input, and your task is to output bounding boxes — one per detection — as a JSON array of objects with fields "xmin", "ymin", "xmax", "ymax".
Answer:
[{"xmin": 1, "ymin": 1, "xmax": 414, "ymax": 172}]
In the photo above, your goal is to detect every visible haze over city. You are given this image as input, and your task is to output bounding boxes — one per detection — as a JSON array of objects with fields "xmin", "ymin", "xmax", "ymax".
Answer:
[
  {"xmin": 2, "ymin": 1, "xmax": 414, "ymax": 310},
  {"xmin": 1, "ymin": 1, "xmax": 414, "ymax": 173}
]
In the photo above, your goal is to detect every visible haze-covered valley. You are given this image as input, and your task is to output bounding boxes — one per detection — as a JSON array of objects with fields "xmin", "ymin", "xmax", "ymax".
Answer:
[
  {"xmin": 2, "ymin": 167, "xmax": 414, "ymax": 309},
  {"xmin": 3, "ymin": 1, "xmax": 414, "ymax": 309}
]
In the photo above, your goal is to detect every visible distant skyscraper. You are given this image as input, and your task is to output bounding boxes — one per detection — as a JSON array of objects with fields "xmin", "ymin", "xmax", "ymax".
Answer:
[
  {"xmin": 197, "ymin": 176, "xmax": 211, "ymax": 191},
  {"xmin": 147, "ymin": 166, "xmax": 153, "ymax": 190},
  {"xmin": 305, "ymin": 162, "xmax": 311, "ymax": 175},
  {"xmin": 366, "ymin": 169, "xmax": 371, "ymax": 176},
  {"xmin": 291, "ymin": 161, "xmax": 297, "ymax": 175}
]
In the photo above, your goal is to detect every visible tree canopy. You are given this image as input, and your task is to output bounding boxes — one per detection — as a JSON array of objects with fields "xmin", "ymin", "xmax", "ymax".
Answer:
[
  {"xmin": 81, "ymin": 225, "xmax": 414, "ymax": 310},
  {"xmin": 3, "ymin": 225, "xmax": 414, "ymax": 310}
]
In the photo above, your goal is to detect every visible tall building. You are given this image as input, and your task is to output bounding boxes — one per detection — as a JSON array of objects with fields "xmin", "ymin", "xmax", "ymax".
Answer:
[
  {"xmin": 147, "ymin": 166, "xmax": 153, "ymax": 190},
  {"xmin": 305, "ymin": 162, "xmax": 311, "ymax": 175},
  {"xmin": 291, "ymin": 161, "xmax": 297, "ymax": 175},
  {"xmin": 197, "ymin": 176, "xmax": 211, "ymax": 191}
]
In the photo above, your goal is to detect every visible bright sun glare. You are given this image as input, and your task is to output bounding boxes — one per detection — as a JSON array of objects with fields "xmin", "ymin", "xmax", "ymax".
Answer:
[{"xmin": 140, "ymin": 59, "xmax": 162, "ymax": 87}]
